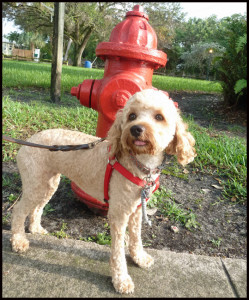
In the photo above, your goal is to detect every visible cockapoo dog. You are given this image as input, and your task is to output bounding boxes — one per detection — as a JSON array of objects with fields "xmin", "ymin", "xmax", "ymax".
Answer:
[{"xmin": 11, "ymin": 89, "xmax": 196, "ymax": 294}]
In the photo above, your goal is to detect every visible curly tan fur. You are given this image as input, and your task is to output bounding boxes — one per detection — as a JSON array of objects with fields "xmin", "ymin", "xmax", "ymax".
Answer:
[
  {"xmin": 165, "ymin": 111, "xmax": 196, "ymax": 166},
  {"xmin": 10, "ymin": 89, "xmax": 196, "ymax": 294}
]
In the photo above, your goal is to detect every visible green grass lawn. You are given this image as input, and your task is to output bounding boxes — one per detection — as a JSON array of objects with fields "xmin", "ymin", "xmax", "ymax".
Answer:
[
  {"xmin": 186, "ymin": 116, "xmax": 246, "ymax": 204},
  {"xmin": 3, "ymin": 59, "xmax": 222, "ymax": 93},
  {"xmin": 2, "ymin": 95, "xmax": 98, "ymax": 160},
  {"xmin": 2, "ymin": 60, "xmax": 246, "ymax": 206},
  {"xmin": 152, "ymin": 74, "xmax": 222, "ymax": 93}
]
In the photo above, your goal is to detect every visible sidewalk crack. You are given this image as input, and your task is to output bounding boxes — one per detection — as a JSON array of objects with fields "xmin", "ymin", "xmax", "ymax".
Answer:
[{"xmin": 220, "ymin": 258, "xmax": 240, "ymax": 298}]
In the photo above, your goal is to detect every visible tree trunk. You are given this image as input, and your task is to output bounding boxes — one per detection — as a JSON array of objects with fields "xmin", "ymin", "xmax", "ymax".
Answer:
[
  {"xmin": 50, "ymin": 2, "xmax": 65, "ymax": 103},
  {"xmin": 73, "ymin": 27, "xmax": 93, "ymax": 67},
  {"xmin": 64, "ymin": 38, "xmax": 72, "ymax": 61}
]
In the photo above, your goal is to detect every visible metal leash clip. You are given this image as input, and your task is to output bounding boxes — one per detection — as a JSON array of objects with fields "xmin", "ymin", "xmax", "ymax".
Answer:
[{"xmin": 141, "ymin": 174, "xmax": 154, "ymax": 226}]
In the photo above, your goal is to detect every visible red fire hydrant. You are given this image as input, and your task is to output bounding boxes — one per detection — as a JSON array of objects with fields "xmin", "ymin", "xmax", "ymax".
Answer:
[
  {"xmin": 71, "ymin": 4, "xmax": 168, "ymax": 137},
  {"xmin": 71, "ymin": 5, "xmax": 169, "ymax": 215}
]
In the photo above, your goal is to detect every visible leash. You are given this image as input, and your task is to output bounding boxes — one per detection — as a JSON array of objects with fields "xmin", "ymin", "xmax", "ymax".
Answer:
[
  {"xmin": 3, "ymin": 134, "xmax": 166, "ymax": 226},
  {"xmin": 2, "ymin": 135, "xmax": 106, "ymax": 151}
]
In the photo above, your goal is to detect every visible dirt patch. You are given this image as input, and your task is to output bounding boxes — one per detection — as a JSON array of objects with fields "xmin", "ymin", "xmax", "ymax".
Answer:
[
  {"xmin": 2, "ymin": 89, "xmax": 247, "ymax": 259},
  {"xmin": 170, "ymin": 91, "xmax": 247, "ymax": 137}
]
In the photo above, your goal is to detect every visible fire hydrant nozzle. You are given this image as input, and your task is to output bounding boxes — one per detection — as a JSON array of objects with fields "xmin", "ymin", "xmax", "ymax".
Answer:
[{"xmin": 71, "ymin": 86, "xmax": 79, "ymax": 98}]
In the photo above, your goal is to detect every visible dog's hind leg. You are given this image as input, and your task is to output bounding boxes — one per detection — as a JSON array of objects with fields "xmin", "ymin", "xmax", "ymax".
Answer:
[
  {"xmin": 28, "ymin": 173, "xmax": 61, "ymax": 234},
  {"xmin": 128, "ymin": 208, "xmax": 154, "ymax": 268},
  {"xmin": 11, "ymin": 173, "xmax": 61, "ymax": 253},
  {"xmin": 11, "ymin": 192, "xmax": 34, "ymax": 253}
]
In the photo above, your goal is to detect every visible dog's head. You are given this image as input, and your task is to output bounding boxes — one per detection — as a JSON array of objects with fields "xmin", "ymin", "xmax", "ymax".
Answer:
[{"xmin": 107, "ymin": 89, "xmax": 196, "ymax": 166}]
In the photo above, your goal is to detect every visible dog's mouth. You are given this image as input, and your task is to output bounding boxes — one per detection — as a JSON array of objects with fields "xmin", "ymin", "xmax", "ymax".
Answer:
[
  {"xmin": 126, "ymin": 135, "xmax": 155, "ymax": 155},
  {"xmin": 133, "ymin": 139, "xmax": 148, "ymax": 146}
]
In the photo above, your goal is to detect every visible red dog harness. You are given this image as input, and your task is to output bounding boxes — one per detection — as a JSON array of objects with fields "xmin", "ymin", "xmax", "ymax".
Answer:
[{"xmin": 104, "ymin": 155, "xmax": 160, "ymax": 208}]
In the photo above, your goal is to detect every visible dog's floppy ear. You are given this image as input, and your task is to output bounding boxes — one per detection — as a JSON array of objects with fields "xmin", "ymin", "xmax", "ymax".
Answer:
[
  {"xmin": 165, "ymin": 112, "xmax": 196, "ymax": 166},
  {"xmin": 107, "ymin": 110, "xmax": 123, "ymax": 158}
]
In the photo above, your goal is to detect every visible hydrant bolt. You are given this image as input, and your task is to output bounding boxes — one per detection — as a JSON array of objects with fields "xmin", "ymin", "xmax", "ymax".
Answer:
[{"xmin": 112, "ymin": 90, "xmax": 131, "ymax": 108}]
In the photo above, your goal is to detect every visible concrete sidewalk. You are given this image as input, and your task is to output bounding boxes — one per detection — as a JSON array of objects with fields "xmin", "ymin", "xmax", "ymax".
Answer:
[{"xmin": 2, "ymin": 230, "xmax": 247, "ymax": 298}]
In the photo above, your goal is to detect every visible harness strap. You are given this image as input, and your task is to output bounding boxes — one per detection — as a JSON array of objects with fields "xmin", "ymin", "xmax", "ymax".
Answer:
[
  {"xmin": 104, "ymin": 161, "xmax": 114, "ymax": 202},
  {"xmin": 104, "ymin": 156, "xmax": 160, "ymax": 206},
  {"xmin": 112, "ymin": 161, "xmax": 146, "ymax": 187}
]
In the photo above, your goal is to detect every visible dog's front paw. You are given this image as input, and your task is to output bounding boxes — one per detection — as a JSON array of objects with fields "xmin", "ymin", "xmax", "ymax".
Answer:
[
  {"xmin": 132, "ymin": 251, "xmax": 154, "ymax": 269},
  {"xmin": 112, "ymin": 274, "xmax": 134, "ymax": 294},
  {"xmin": 11, "ymin": 234, "xmax": 29, "ymax": 253}
]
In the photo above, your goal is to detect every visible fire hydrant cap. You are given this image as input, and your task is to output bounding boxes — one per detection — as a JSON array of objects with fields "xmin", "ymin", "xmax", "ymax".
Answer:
[
  {"xmin": 96, "ymin": 5, "xmax": 167, "ymax": 68},
  {"xmin": 126, "ymin": 5, "xmax": 149, "ymax": 20},
  {"xmin": 71, "ymin": 86, "xmax": 78, "ymax": 97}
]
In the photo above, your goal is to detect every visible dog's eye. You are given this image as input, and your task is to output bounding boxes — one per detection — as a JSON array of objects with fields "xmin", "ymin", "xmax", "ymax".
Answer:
[
  {"xmin": 128, "ymin": 113, "xmax": 137, "ymax": 121},
  {"xmin": 155, "ymin": 114, "xmax": 164, "ymax": 121}
]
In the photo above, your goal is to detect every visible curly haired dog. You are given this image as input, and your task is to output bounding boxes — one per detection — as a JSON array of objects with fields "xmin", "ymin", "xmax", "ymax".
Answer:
[{"xmin": 11, "ymin": 89, "xmax": 196, "ymax": 294}]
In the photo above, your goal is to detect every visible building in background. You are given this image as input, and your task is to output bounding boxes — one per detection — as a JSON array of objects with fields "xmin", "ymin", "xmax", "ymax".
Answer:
[{"xmin": 2, "ymin": 37, "xmax": 15, "ymax": 56}]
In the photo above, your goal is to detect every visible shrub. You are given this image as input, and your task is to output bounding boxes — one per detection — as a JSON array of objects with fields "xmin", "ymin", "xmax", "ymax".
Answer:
[{"xmin": 214, "ymin": 15, "xmax": 247, "ymax": 109}]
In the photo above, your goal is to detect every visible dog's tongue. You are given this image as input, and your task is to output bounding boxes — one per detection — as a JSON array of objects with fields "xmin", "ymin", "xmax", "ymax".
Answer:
[{"xmin": 134, "ymin": 140, "xmax": 146, "ymax": 146}]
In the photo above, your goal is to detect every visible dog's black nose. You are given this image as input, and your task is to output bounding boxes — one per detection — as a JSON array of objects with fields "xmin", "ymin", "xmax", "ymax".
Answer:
[{"xmin": 130, "ymin": 125, "xmax": 144, "ymax": 137}]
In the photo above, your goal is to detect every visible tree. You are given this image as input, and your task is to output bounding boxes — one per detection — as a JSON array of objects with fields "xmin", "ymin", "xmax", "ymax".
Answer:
[
  {"xmin": 3, "ymin": 2, "xmax": 54, "ymax": 58},
  {"xmin": 141, "ymin": 2, "xmax": 186, "ymax": 50},
  {"xmin": 214, "ymin": 14, "xmax": 247, "ymax": 108},
  {"xmin": 234, "ymin": 34, "xmax": 247, "ymax": 100},
  {"xmin": 3, "ymin": 2, "xmax": 118, "ymax": 67},
  {"xmin": 4, "ymin": 31, "xmax": 19, "ymax": 45},
  {"xmin": 171, "ymin": 15, "xmax": 222, "ymax": 75},
  {"xmin": 50, "ymin": 2, "xmax": 65, "ymax": 103},
  {"xmin": 3, "ymin": 2, "xmax": 54, "ymax": 35},
  {"xmin": 5, "ymin": 31, "xmax": 47, "ymax": 52},
  {"xmin": 175, "ymin": 16, "xmax": 220, "ymax": 52},
  {"xmin": 180, "ymin": 42, "xmax": 225, "ymax": 78},
  {"xmin": 64, "ymin": 2, "xmax": 118, "ymax": 66},
  {"xmin": 138, "ymin": 2, "xmax": 186, "ymax": 73}
]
